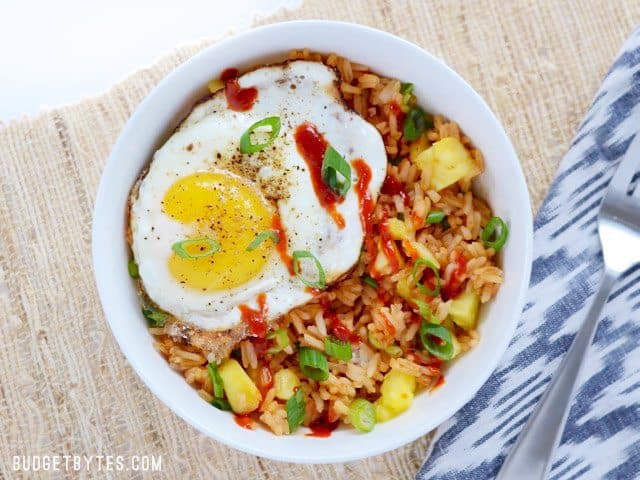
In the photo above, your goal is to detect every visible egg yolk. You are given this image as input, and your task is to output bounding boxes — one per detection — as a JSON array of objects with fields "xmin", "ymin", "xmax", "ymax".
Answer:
[{"xmin": 163, "ymin": 171, "xmax": 272, "ymax": 290}]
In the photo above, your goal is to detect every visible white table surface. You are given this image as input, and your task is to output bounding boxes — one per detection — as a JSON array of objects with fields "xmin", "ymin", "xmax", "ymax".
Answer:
[{"xmin": 0, "ymin": 0, "xmax": 298, "ymax": 122}]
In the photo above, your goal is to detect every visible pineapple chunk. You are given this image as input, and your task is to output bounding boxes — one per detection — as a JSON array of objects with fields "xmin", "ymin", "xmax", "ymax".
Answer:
[
  {"xmin": 380, "ymin": 369, "xmax": 416, "ymax": 414},
  {"xmin": 409, "ymin": 134, "xmax": 430, "ymax": 163},
  {"xmin": 448, "ymin": 290, "xmax": 480, "ymax": 330},
  {"xmin": 386, "ymin": 218, "xmax": 412, "ymax": 240},
  {"xmin": 415, "ymin": 137, "xmax": 481, "ymax": 191},
  {"xmin": 374, "ymin": 399, "xmax": 396, "ymax": 422},
  {"xmin": 218, "ymin": 359, "xmax": 262, "ymax": 414}
]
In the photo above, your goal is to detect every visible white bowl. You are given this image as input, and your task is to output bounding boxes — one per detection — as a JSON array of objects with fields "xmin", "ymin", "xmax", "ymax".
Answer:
[{"xmin": 92, "ymin": 20, "xmax": 533, "ymax": 463}]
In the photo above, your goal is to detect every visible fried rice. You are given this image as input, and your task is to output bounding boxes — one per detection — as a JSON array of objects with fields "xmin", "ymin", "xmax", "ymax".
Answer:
[{"xmin": 145, "ymin": 50, "xmax": 504, "ymax": 435}]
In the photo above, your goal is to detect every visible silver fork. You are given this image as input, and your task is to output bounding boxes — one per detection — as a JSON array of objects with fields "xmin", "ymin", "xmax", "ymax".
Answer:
[{"xmin": 497, "ymin": 133, "xmax": 640, "ymax": 480}]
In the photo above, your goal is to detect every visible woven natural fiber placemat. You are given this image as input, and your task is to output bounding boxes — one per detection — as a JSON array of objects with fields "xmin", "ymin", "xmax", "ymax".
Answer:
[{"xmin": 1, "ymin": 1, "xmax": 638, "ymax": 478}]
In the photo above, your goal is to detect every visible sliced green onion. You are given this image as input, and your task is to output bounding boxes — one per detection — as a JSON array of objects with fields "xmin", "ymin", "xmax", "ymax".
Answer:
[
  {"xmin": 403, "ymin": 106, "xmax": 429, "ymax": 141},
  {"xmin": 481, "ymin": 216, "xmax": 509, "ymax": 252},
  {"xmin": 207, "ymin": 362, "xmax": 224, "ymax": 398},
  {"xmin": 286, "ymin": 388, "xmax": 306, "ymax": 433},
  {"xmin": 348, "ymin": 398, "xmax": 376, "ymax": 433},
  {"xmin": 426, "ymin": 210, "xmax": 446, "ymax": 224},
  {"xmin": 419, "ymin": 321, "xmax": 454, "ymax": 361},
  {"xmin": 128, "ymin": 259, "xmax": 139, "ymax": 278},
  {"xmin": 292, "ymin": 250, "xmax": 326, "ymax": 289},
  {"xmin": 321, "ymin": 146, "xmax": 351, "ymax": 196},
  {"xmin": 412, "ymin": 258, "xmax": 441, "ymax": 297},
  {"xmin": 385, "ymin": 345, "xmax": 403, "ymax": 357},
  {"xmin": 324, "ymin": 336, "xmax": 352, "ymax": 362},
  {"xmin": 266, "ymin": 328, "xmax": 290, "ymax": 354},
  {"xmin": 367, "ymin": 330, "xmax": 383, "ymax": 350},
  {"xmin": 361, "ymin": 275, "xmax": 378, "ymax": 289},
  {"xmin": 142, "ymin": 307, "xmax": 168, "ymax": 327},
  {"xmin": 400, "ymin": 82, "xmax": 414, "ymax": 96},
  {"xmin": 240, "ymin": 116, "xmax": 281, "ymax": 154},
  {"xmin": 298, "ymin": 347, "xmax": 329, "ymax": 381},
  {"xmin": 172, "ymin": 237, "xmax": 220, "ymax": 259},
  {"xmin": 368, "ymin": 329, "xmax": 402, "ymax": 357},
  {"xmin": 400, "ymin": 82, "xmax": 416, "ymax": 112},
  {"xmin": 246, "ymin": 230, "xmax": 280, "ymax": 251},
  {"xmin": 413, "ymin": 299, "xmax": 435, "ymax": 323},
  {"xmin": 211, "ymin": 398, "xmax": 231, "ymax": 411}
]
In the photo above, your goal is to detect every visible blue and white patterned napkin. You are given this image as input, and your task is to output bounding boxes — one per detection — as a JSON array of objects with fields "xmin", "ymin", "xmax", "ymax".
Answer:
[{"xmin": 418, "ymin": 29, "xmax": 640, "ymax": 480}]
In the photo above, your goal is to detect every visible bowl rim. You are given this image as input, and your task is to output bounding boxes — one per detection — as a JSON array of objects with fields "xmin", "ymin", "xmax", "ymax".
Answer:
[{"xmin": 92, "ymin": 19, "xmax": 533, "ymax": 463}]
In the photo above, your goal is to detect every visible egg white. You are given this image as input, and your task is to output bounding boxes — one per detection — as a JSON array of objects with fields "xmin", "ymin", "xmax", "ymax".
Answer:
[{"xmin": 130, "ymin": 61, "xmax": 387, "ymax": 331}]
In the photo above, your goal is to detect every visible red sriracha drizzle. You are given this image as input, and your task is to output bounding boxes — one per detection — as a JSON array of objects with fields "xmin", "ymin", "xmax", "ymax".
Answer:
[
  {"xmin": 271, "ymin": 215, "xmax": 294, "ymax": 275},
  {"xmin": 239, "ymin": 293, "xmax": 268, "ymax": 337},
  {"xmin": 352, "ymin": 159, "xmax": 376, "ymax": 259},
  {"xmin": 306, "ymin": 417, "xmax": 340, "ymax": 438},
  {"xmin": 220, "ymin": 68, "xmax": 258, "ymax": 112},
  {"xmin": 325, "ymin": 311, "xmax": 360, "ymax": 344},
  {"xmin": 379, "ymin": 219, "xmax": 401, "ymax": 273},
  {"xmin": 234, "ymin": 414, "xmax": 255, "ymax": 429},
  {"xmin": 381, "ymin": 174, "xmax": 410, "ymax": 206},
  {"xmin": 294, "ymin": 122, "xmax": 346, "ymax": 229},
  {"xmin": 441, "ymin": 253, "xmax": 467, "ymax": 301}
]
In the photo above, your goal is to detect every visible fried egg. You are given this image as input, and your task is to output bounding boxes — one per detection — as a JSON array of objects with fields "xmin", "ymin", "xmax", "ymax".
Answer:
[{"xmin": 130, "ymin": 60, "xmax": 387, "ymax": 331}]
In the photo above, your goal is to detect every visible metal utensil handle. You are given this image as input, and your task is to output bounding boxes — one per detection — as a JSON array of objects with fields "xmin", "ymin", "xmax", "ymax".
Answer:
[{"xmin": 497, "ymin": 270, "xmax": 618, "ymax": 480}]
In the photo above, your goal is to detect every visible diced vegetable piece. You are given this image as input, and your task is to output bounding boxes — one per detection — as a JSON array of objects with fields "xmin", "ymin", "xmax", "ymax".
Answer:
[
  {"xmin": 369, "ymin": 330, "xmax": 403, "ymax": 358},
  {"xmin": 286, "ymin": 388, "xmax": 306, "ymax": 433},
  {"xmin": 142, "ymin": 307, "xmax": 168, "ymax": 327},
  {"xmin": 385, "ymin": 345, "xmax": 403, "ymax": 357},
  {"xmin": 292, "ymin": 250, "xmax": 327, "ymax": 290},
  {"xmin": 368, "ymin": 330, "xmax": 384, "ymax": 350},
  {"xmin": 386, "ymin": 217, "xmax": 412, "ymax": 241},
  {"xmin": 412, "ymin": 257, "xmax": 441, "ymax": 297},
  {"xmin": 379, "ymin": 369, "xmax": 416, "ymax": 414},
  {"xmin": 409, "ymin": 134, "xmax": 429, "ymax": 163},
  {"xmin": 274, "ymin": 369, "xmax": 301, "ymax": 400},
  {"xmin": 208, "ymin": 78, "xmax": 224, "ymax": 93},
  {"xmin": 448, "ymin": 290, "xmax": 480, "ymax": 330},
  {"xmin": 298, "ymin": 347, "xmax": 329, "ymax": 381},
  {"xmin": 403, "ymin": 106, "xmax": 430, "ymax": 141},
  {"xmin": 322, "ymin": 146, "xmax": 351, "ymax": 196},
  {"xmin": 207, "ymin": 362, "xmax": 224, "ymax": 398},
  {"xmin": 450, "ymin": 334, "xmax": 463, "ymax": 359},
  {"xmin": 266, "ymin": 328, "xmax": 290, "ymax": 354},
  {"xmin": 399, "ymin": 82, "xmax": 415, "ymax": 113},
  {"xmin": 396, "ymin": 274, "xmax": 413, "ymax": 301},
  {"xmin": 481, "ymin": 216, "xmax": 509, "ymax": 252},
  {"xmin": 324, "ymin": 336, "xmax": 352, "ymax": 361},
  {"xmin": 374, "ymin": 399, "xmax": 396, "ymax": 422},
  {"xmin": 361, "ymin": 275, "xmax": 378, "ymax": 289},
  {"xmin": 217, "ymin": 359, "xmax": 262, "ymax": 414},
  {"xmin": 415, "ymin": 137, "xmax": 481, "ymax": 191},
  {"xmin": 349, "ymin": 398, "xmax": 376, "ymax": 432},
  {"xmin": 211, "ymin": 398, "xmax": 232, "ymax": 411},
  {"xmin": 419, "ymin": 321, "xmax": 454, "ymax": 361},
  {"xmin": 426, "ymin": 210, "xmax": 446, "ymax": 224},
  {"xmin": 240, "ymin": 116, "xmax": 282, "ymax": 154}
]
